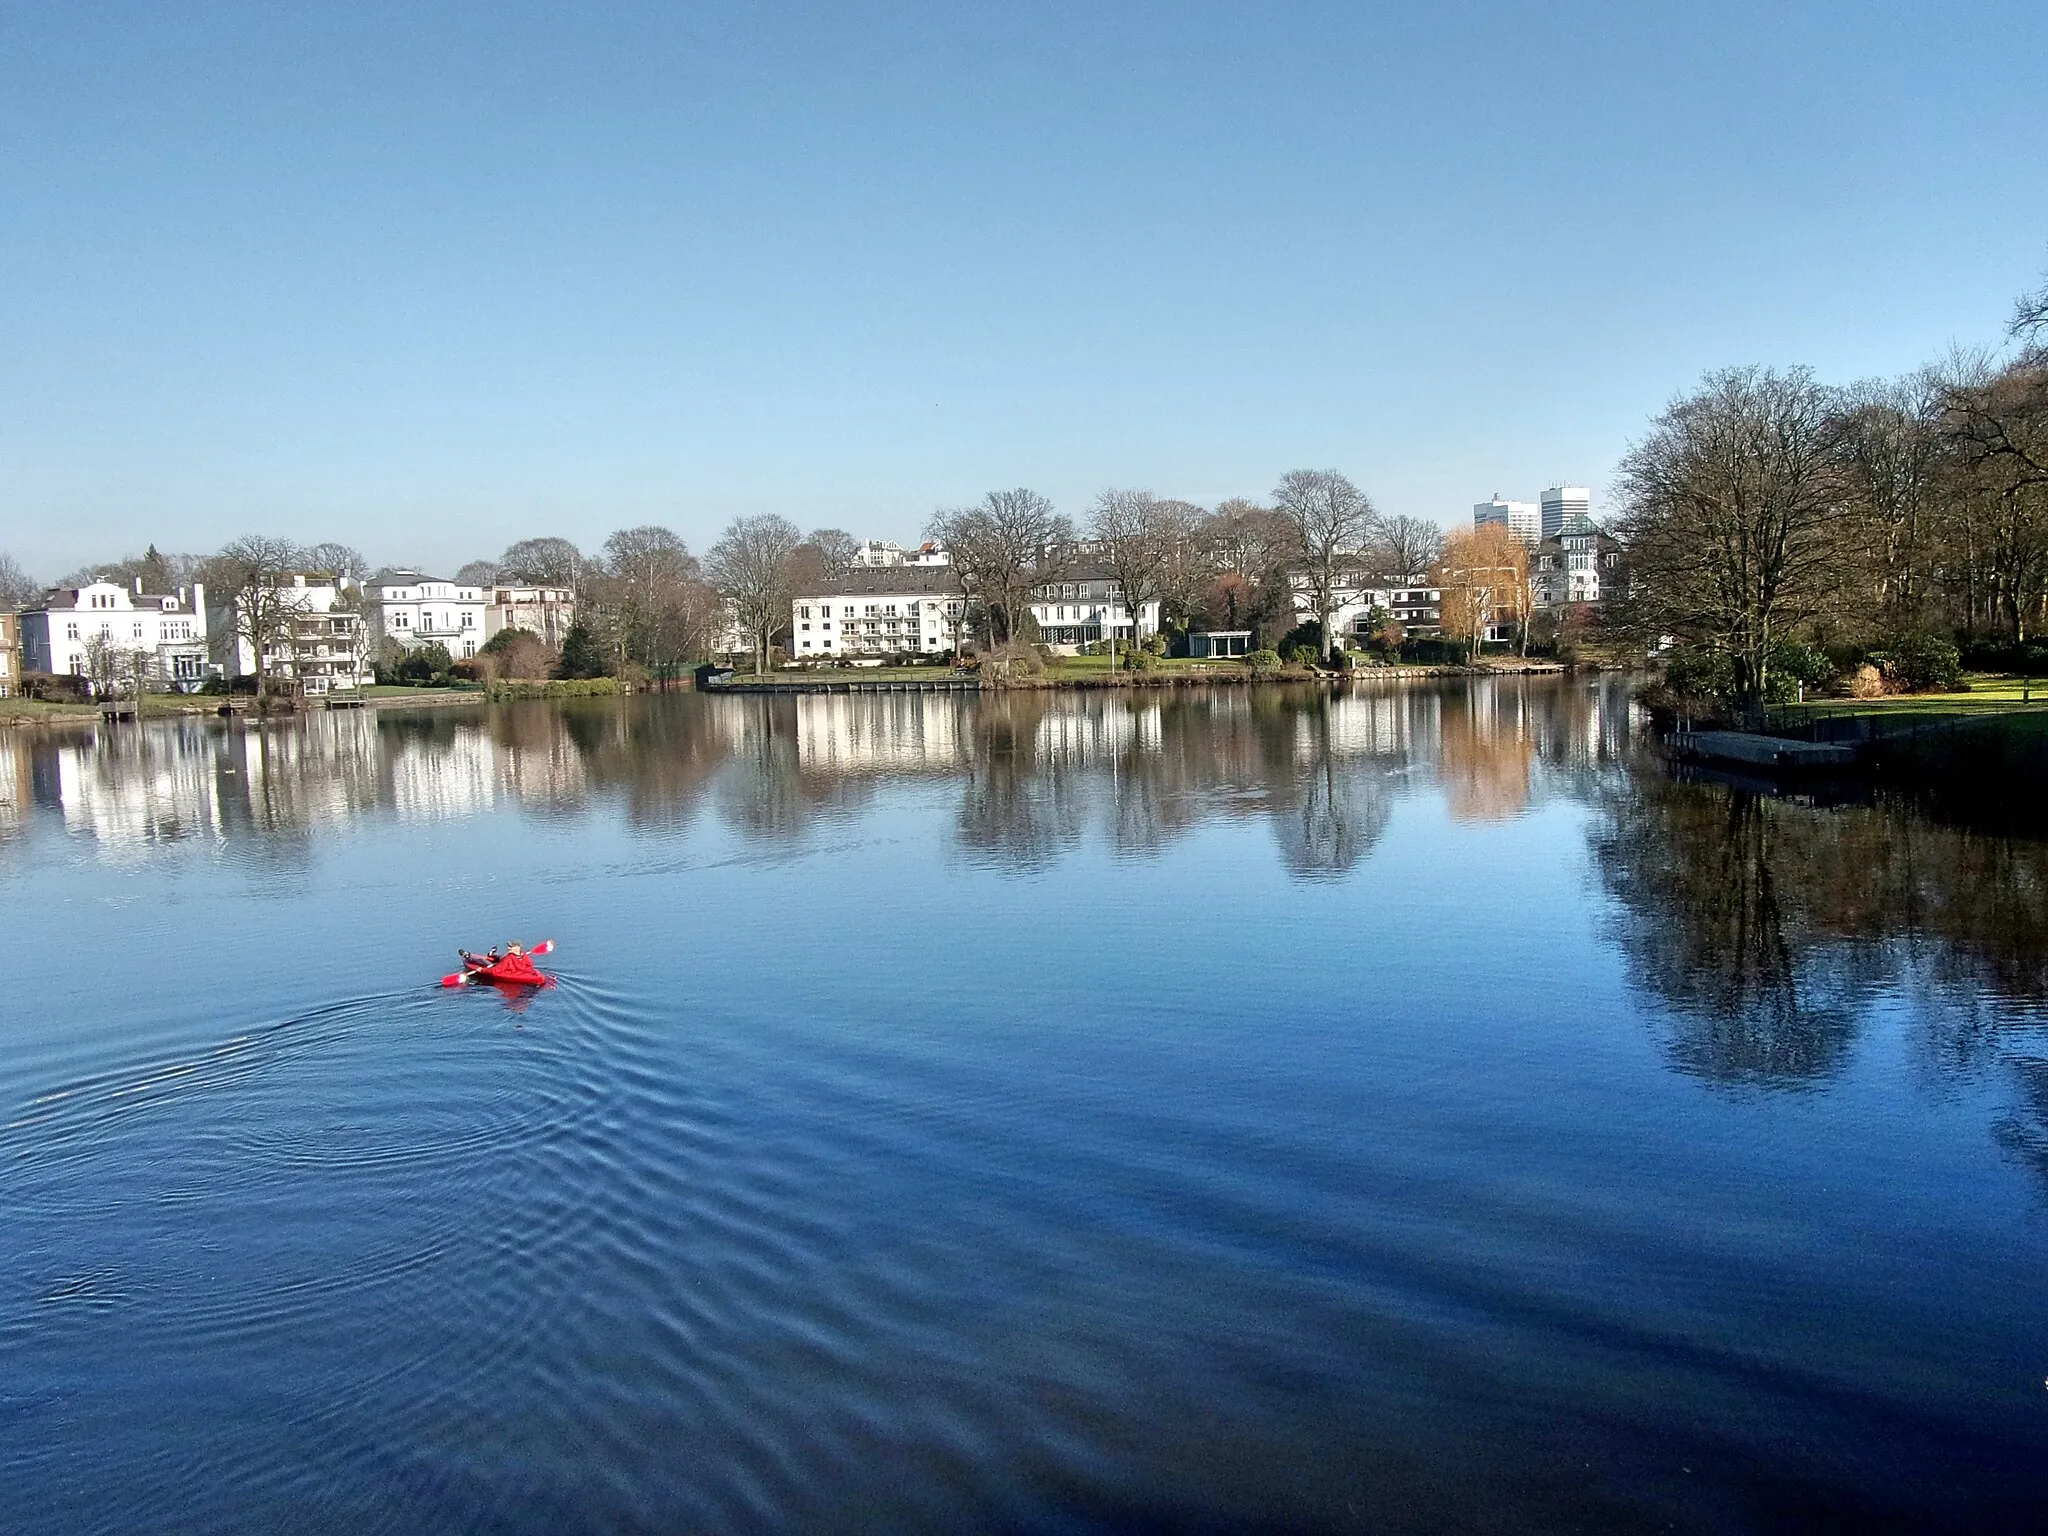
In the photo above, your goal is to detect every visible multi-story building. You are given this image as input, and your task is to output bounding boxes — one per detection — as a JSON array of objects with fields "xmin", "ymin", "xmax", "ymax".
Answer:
[
  {"xmin": 791, "ymin": 568, "xmax": 966, "ymax": 658},
  {"xmin": 215, "ymin": 574, "xmax": 371, "ymax": 696},
  {"xmin": 484, "ymin": 584, "xmax": 576, "ymax": 649},
  {"xmin": 1473, "ymin": 495, "xmax": 1541, "ymax": 545},
  {"xmin": 0, "ymin": 609, "xmax": 20, "ymax": 698},
  {"xmin": 364, "ymin": 572, "xmax": 487, "ymax": 658},
  {"xmin": 20, "ymin": 579, "xmax": 212, "ymax": 690},
  {"xmin": 848, "ymin": 540, "xmax": 952, "ymax": 569},
  {"xmin": 1532, "ymin": 527, "xmax": 1623, "ymax": 612},
  {"xmin": 1541, "ymin": 485, "xmax": 1593, "ymax": 539},
  {"xmin": 1293, "ymin": 573, "xmax": 1442, "ymax": 645},
  {"xmin": 1026, "ymin": 567, "xmax": 1162, "ymax": 649}
]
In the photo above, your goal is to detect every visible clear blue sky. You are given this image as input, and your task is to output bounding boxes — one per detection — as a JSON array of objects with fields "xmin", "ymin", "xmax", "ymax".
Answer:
[{"xmin": 4, "ymin": 0, "xmax": 2044, "ymax": 578}]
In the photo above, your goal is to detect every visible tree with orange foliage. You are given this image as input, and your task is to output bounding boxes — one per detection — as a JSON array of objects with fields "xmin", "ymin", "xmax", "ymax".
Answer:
[{"xmin": 1434, "ymin": 524, "xmax": 1532, "ymax": 658}]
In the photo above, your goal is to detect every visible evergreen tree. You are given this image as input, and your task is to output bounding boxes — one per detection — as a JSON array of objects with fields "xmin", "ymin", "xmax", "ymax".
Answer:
[{"xmin": 555, "ymin": 622, "xmax": 607, "ymax": 679}]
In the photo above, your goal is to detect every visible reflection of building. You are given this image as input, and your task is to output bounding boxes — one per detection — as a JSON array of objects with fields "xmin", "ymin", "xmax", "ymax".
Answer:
[
  {"xmin": 792, "ymin": 568, "xmax": 965, "ymax": 658},
  {"xmin": 793, "ymin": 694, "xmax": 968, "ymax": 775},
  {"xmin": 1027, "ymin": 567, "xmax": 1162, "ymax": 649},
  {"xmin": 20, "ymin": 580, "xmax": 212, "ymax": 690},
  {"xmin": 365, "ymin": 572, "xmax": 487, "ymax": 659},
  {"xmin": 1532, "ymin": 528, "xmax": 1622, "ymax": 612},
  {"xmin": 484, "ymin": 585, "xmax": 576, "ymax": 649},
  {"xmin": 1474, "ymin": 495, "xmax": 1541, "ymax": 545}
]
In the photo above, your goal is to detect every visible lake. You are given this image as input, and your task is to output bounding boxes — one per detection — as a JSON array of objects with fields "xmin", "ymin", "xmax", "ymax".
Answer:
[{"xmin": 4, "ymin": 678, "xmax": 2046, "ymax": 1532}]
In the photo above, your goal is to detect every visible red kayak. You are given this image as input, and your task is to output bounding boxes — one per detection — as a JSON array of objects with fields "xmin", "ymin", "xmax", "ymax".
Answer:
[{"xmin": 442, "ymin": 940, "xmax": 556, "ymax": 988}]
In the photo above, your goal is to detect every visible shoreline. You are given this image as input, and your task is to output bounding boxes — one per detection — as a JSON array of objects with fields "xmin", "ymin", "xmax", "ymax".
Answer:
[{"xmin": 0, "ymin": 661, "xmax": 1596, "ymax": 731}]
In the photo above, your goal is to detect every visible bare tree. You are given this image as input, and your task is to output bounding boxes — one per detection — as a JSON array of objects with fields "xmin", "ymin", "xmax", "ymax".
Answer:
[
  {"xmin": 1369, "ymin": 515, "xmax": 1447, "ymax": 579},
  {"xmin": 304, "ymin": 542, "xmax": 371, "ymax": 581},
  {"xmin": 601, "ymin": 525, "xmax": 715, "ymax": 678},
  {"xmin": 1271, "ymin": 469, "xmax": 1379, "ymax": 661},
  {"xmin": 806, "ymin": 528, "xmax": 862, "ymax": 568},
  {"xmin": 1153, "ymin": 501, "xmax": 1215, "ymax": 639},
  {"xmin": 1435, "ymin": 523, "xmax": 1531, "ymax": 658},
  {"xmin": 1613, "ymin": 367, "xmax": 1848, "ymax": 717},
  {"xmin": 205, "ymin": 536, "xmax": 311, "ymax": 700},
  {"xmin": 1837, "ymin": 373, "xmax": 1943, "ymax": 629},
  {"xmin": 707, "ymin": 515, "xmax": 801, "ymax": 675},
  {"xmin": 0, "ymin": 553, "xmax": 39, "ymax": 608},
  {"xmin": 454, "ymin": 559, "xmax": 499, "ymax": 585},
  {"xmin": 1089, "ymin": 489, "xmax": 1178, "ymax": 649},
  {"xmin": 926, "ymin": 489, "xmax": 1074, "ymax": 647},
  {"xmin": 498, "ymin": 536, "xmax": 584, "ymax": 587},
  {"xmin": 1939, "ymin": 353, "xmax": 2048, "ymax": 641}
]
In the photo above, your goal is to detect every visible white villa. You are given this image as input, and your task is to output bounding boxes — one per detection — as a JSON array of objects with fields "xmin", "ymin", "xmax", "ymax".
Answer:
[
  {"xmin": 365, "ymin": 572, "xmax": 487, "ymax": 658},
  {"xmin": 20, "ymin": 579, "xmax": 213, "ymax": 690},
  {"xmin": 1026, "ymin": 566, "xmax": 1161, "ymax": 650},
  {"xmin": 484, "ymin": 583, "xmax": 576, "ymax": 648},
  {"xmin": 1532, "ymin": 527, "xmax": 1623, "ymax": 612}
]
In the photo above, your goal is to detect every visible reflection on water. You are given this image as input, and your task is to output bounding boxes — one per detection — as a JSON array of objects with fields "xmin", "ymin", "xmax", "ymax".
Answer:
[
  {"xmin": 0, "ymin": 679, "xmax": 1637, "ymax": 866},
  {"xmin": 9, "ymin": 677, "xmax": 2048, "ymax": 1531}
]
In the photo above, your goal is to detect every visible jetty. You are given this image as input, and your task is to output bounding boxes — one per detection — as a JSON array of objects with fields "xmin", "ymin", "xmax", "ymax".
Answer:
[{"xmin": 1665, "ymin": 730, "xmax": 1858, "ymax": 771}]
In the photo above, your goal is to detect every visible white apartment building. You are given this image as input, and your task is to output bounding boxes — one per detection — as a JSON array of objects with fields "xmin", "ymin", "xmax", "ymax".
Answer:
[
  {"xmin": 791, "ymin": 568, "xmax": 966, "ymax": 658},
  {"xmin": 484, "ymin": 584, "xmax": 576, "ymax": 648},
  {"xmin": 1292, "ymin": 573, "xmax": 1442, "ymax": 644},
  {"xmin": 20, "ymin": 579, "xmax": 212, "ymax": 690},
  {"xmin": 217, "ymin": 574, "xmax": 372, "ymax": 696},
  {"xmin": 1473, "ymin": 495, "xmax": 1541, "ymax": 545},
  {"xmin": 1541, "ymin": 485, "xmax": 1592, "ymax": 539},
  {"xmin": 1532, "ymin": 527, "xmax": 1622, "ymax": 611},
  {"xmin": 365, "ymin": 572, "xmax": 487, "ymax": 658},
  {"xmin": 1027, "ymin": 567, "xmax": 1162, "ymax": 649}
]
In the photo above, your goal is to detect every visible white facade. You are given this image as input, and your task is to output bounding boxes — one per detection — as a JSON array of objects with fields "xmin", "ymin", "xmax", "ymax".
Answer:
[
  {"xmin": 849, "ymin": 539, "xmax": 951, "ymax": 569},
  {"xmin": 20, "ymin": 580, "xmax": 212, "ymax": 689},
  {"xmin": 1541, "ymin": 485, "xmax": 1592, "ymax": 539},
  {"xmin": 1532, "ymin": 528, "xmax": 1622, "ymax": 611},
  {"xmin": 1292, "ymin": 572, "xmax": 1441, "ymax": 643},
  {"xmin": 1026, "ymin": 570, "xmax": 1161, "ymax": 649},
  {"xmin": 219, "ymin": 575, "xmax": 372, "ymax": 695},
  {"xmin": 1474, "ymin": 495, "xmax": 1541, "ymax": 546},
  {"xmin": 366, "ymin": 573, "xmax": 487, "ymax": 658},
  {"xmin": 792, "ymin": 570, "xmax": 964, "ymax": 658},
  {"xmin": 484, "ymin": 584, "xmax": 576, "ymax": 648}
]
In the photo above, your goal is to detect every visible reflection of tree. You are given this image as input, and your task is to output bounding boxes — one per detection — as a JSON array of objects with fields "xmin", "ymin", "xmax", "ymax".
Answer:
[
  {"xmin": 1592, "ymin": 769, "xmax": 2048, "ymax": 1100},
  {"xmin": 1270, "ymin": 697, "xmax": 1394, "ymax": 880},
  {"xmin": 1437, "ymin": 691, "xmax": 1534, "ymax": 824},
  {"xmin": 954, "ymin": 694, "xmax": 1085, "ymax": 871},
  {"xmin": 1593, "ymin": 778, "xmax": 1855, "ymax": 1086}
]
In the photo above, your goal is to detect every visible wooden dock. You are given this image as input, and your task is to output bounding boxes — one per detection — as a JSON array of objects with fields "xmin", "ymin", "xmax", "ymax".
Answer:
[{"xmin": 1665, "ymin": 730, "xmax": 1859, "ymax": 770}]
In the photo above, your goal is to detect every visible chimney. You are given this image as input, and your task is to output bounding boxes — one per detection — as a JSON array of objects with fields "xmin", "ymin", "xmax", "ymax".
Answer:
[{"xmin": 134, "ymin": 576, "xmax": 143, "ymax": 594}]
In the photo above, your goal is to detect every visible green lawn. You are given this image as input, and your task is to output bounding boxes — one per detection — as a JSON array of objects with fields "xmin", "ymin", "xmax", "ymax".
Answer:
[{"xmin": 1778, "ymin": 673, "xmax": 2048, "ymax": 720}]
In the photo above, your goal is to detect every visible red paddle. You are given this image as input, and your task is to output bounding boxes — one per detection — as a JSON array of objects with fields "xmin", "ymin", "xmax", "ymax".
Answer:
[{"xmin": 440, "ymin": 939, "xmax": 555, "ymax": 988}]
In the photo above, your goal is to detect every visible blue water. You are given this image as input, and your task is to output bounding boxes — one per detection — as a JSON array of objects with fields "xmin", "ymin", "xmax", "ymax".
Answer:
[{"xmin": 3, "ymin": 681, "xmax": 2046, "ymax": 1531}]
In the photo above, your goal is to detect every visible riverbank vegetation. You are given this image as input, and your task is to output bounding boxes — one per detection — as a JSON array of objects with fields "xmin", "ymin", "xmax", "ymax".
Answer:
[{"xmin": 1615, "ymin": 264, "xmax": 2048, "ymax": 723}]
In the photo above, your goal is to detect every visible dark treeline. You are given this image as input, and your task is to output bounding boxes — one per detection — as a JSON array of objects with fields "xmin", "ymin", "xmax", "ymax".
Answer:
[{"xmin": 1612, "ymin": 264, "xmax": 2048, "ymax": 718}]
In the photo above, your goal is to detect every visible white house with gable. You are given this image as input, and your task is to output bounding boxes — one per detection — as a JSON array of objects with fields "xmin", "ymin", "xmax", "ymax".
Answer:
[
  {"xmin": 365, "ymin": 572, "xmax": 487, "ymax": 658},
  {"xmin": 21, "ymin": 579, "xmax": 213, "ymax": 690}
]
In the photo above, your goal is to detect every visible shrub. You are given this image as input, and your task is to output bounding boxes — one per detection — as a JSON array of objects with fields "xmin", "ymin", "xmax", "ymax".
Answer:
[
  {"xmin": 1245, "ymin": 648, "xmax": 1283, "ymax": 675},
  {"xmin": 1878, "ymin": 631, "xmax": 1963, "ymax": 694},
  {"xmin": 1288, "ymin": 644, "xmax": 1319, "ymax": 667},
  {"xmin": 1122, "ymin": 647, "xmax": 1159, "ymax": 671}
]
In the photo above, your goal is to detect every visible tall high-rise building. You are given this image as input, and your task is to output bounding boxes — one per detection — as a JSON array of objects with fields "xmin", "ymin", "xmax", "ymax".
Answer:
[
  {"xmin": 1541, "ymin": 485, "xmax": 1592, "ymax": 539},
  {"xmin": 1473, "ymin": 494, "xmax": 1540, "ymax": 545}
]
